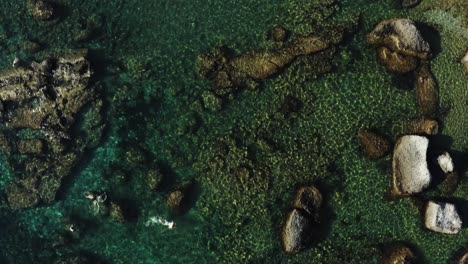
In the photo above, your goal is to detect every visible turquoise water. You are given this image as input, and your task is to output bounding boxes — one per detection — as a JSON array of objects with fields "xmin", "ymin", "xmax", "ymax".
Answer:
[{"xmin": 0, "ymin": 0, "xmax": 467, "ymax": 263}]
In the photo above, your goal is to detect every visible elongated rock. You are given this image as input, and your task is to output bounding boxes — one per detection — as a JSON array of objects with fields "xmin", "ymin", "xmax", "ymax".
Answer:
[
  {"xmin": 416, "ymin": 64, "xmax": 438, "ymax": 116},
  {"xmin": 392, "ymin": 135, "xmax": 431, "ymax": 196},
  {"xmin": 367, "ymin": 18, "xmax": 431, "ymax": 59},
  {"xmin": 437, "ymin": 152, "xmax": 454, "ymax": 174},
  {"xmin": 281, "ymin": 209, "xmax": 312, "ymax": 254},
  {"xmin": 424, "ymin": 201, "xmax": 462, "ymax": 234}
]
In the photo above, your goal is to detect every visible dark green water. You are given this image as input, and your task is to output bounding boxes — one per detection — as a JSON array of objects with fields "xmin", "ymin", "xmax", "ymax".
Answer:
[{"xmin": 0, "ymin": 0, "xmax": 467, "ymax": 263}]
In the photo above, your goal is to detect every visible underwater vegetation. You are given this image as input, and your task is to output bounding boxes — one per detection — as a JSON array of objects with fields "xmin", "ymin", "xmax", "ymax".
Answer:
[{"xmin": 0, "ymin": 0, "xmax": 466, "ymax": 263}]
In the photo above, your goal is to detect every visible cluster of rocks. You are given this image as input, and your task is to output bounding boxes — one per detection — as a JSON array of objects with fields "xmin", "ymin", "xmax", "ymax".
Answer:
[
  {"xmin": 357, "ymin": 18, "xmax": 466, "ymax": 262},
  {"xmin": 368, "ymin": 18, "xmax": 439, "ymax": 116},
  {"xmin": 280, "ymin": 186, "xmax": 324, "ymax": 254},
  {"xmin": 0, "ymin": 50, "xmax": 104, "ymax": 209}
]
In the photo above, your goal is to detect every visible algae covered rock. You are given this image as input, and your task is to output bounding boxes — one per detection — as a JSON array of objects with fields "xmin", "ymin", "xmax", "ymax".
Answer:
[
  {"xmin": 367, "ymin": 18, "xmax": 431, "ymax": 59},
  {"xmin": 146, "ymin": 168, "xmax": 163, "ymax": 191},
  {"xmin": 381, "ymin": 243, "xmax": 418, "ymax": 264},
  {"xmin": 281, "ymin": 209, "xmax": 313, "ymax": 254},
  {"xmin": 416, "ymin": 64, "xmax": 438, "ymax": 116},
  {"xmin": 424, "ymin": 201, "xmax": 462, "ymax": 234},
  {"xmin": 391, "ymin": 135, "xmax": 431, "ymax": 196},
  {"xmin": 358, "ymin": 128, "xmax": 391, "ymax": 159},
  {"xmin": 2, "ymin": 50, "xmax": 104, "ymax": 209}
]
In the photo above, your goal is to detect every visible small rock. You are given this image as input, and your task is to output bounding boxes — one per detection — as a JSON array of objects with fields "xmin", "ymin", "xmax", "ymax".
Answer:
[
  {"xmin": 377, "ymin": 46, "xmax": 418, "ymax": 73},
  {"xmin": 281, "ymin": 209, "xmax": 313, "ymax": 254},
  {"xmin": 462, "ymin": 51, "xmax": 468, "ymax": 73},
  {"xmin": 146, "ymin": 168, "xmax": 163, "ymax": 191},
  {"xmin": 381, "ymin": 243, "xmax": 418, "ymax": 264},
  {"xmin": 437, "ymin": 152, "xmax": 454, "ymax": 174},
  {"xmin": 401, "ymin": 0, "xmax": 421, "ymax": 8},
  {"xmin": 407, "ymin": 117, "xmax": 439, "ymax": 135},
  {"xmin": 367, "ymin": 18, "xmax": 431, "ymax": 59},
  {"xmin": 416, "ymin": 64, "xmax": 438, "ymax": 116},
  {"xmin": 109, "ymin": 202, "xmax": 125, "ymax": 223},
  {"xmin": 358, "ymin": 128, "xmax": 391, "ymax": 159},
  {"xmin": 392, "ymin": 135, "xmax": 431, "ymax": 196},
  {"xmin": 269, "ymin": 25, "xmax": 289, "ymax": 43},
  {"xmin": 458, "ymin": 251, "xmax": 468, "ymax": 264},
  {"xmin": 424, "ymin": 201, "xmax": 462, "ymax": 234},
  {"xmin": 31, "ymin": 0, "xmax": 55, "ymax": 21},
  {"xmin": 167, "ymin": 190, "xmax": 187, "ymax": 214},
  {"xmin": 293, "ymin": 186, "xmax": 322, "ymax": 220}
]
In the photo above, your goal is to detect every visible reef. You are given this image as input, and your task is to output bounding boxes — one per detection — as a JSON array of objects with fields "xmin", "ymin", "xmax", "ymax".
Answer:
[{"xmin": 1, "ymin": 50, "xmax": 104, "ymax": 209}]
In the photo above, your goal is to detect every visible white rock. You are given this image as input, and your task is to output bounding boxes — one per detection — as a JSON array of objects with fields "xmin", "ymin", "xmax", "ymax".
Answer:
[
  {"xmin": 437, "ymin": 152, "xmax": 454, "ymax": 173},
  {"xmin": 392, "ymin": 135, "xmax": 431, "ymax": 196},
  {"xmin": 425, "ymin": 201, "xmax": 462, "ymax": 234},
  {"xmin": 462, "ymin": 51, "xmax": 468, "ymax": 72}
]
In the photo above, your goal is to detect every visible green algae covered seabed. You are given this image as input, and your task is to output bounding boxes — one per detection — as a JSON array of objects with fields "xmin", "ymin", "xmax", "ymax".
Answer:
[{"xmin": 0, "ymin": 0, "xmax": 467, "ymax": 263}]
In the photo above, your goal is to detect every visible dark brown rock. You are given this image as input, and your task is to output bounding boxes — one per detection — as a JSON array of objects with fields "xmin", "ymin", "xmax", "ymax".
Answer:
[
  {"xmin": 416, "ymin": 64, "xmax": 438, "ymax": 116},
  {"xmin": 407, "ymin": 117, "xmax": 439, "ymax": 135},
  {"xmin": 381, "ymin": 243, "xmax": 418, "ymax": 264},
  {"xmin": 357, "ymin": 128, "xmax": 391, "ymax": 159},
  {"xmin": 293, "ymin": 186, "xmax": 322, "ymax": 220},
  {"xmin": 377, "ymin": 46, "xmax": 418, "ymax": 73}
]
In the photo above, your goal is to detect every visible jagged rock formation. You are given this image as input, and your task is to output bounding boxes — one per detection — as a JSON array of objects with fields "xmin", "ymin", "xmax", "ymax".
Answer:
[{"xmin": 1, "ymin": 50, "xmax": 104, "ymax": 209}]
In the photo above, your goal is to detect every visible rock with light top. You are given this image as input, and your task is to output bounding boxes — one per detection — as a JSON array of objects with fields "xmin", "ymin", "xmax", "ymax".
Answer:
[
  {"xmin": 424, "ymin": 201, "xmax": 462, "ymax": 234},
  {"xmin": 391, "ymin": 135, "xmax": 431, "ymax": 196},
  {"xmin": 462, "ymin": 51, "xmax": 468, "ymax": 73},
  {"xmin": 437, "ymin": 152, "xmax": 454, "ymax": 174}
]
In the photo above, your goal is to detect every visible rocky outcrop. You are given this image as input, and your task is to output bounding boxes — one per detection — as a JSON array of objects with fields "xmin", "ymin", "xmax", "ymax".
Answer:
[
  {"xmin": 2, "ymin": 50, "xmax": 104, "ymax": 209},
  {"xmin": 416, "ymin": 64, "xmax": 438, "ymax": 116},
  {"xmin": 391, "ymin": 135, "xmax": 431, "ymax": 197},
  {"xmin": 368, "ymin": 19, "xmax": 431, "ymax": 60},
  {"xmin": 358, "ymin": 128, "xmax": 391, "ymax": 159},
  {"xmin": 424, "ymin": 201, "xmax": 462, "ymax": 234}
]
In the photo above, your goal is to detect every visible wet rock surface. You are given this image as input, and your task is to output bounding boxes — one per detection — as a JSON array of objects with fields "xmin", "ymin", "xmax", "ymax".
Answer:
[
  {"xmin": 416, "ymin": 63, "xmax": 438, "ymax": 116},
  {"xmin": 2, "ymin": 50, "xmax": 104, "ymax": 209},
  {"xmin": 358, "ymin": 128, "xmax": 391, "ymax": 159},
  {"xmin": 368, "ymin": 18, "xmax": 431, "ymax": 60},
  {"xmin": 424, "ymin": 201, "xmax": 462, "ymax": 234},
  {"xmin": 392, "ymin": 135, "xmax": 431, "ymax": 197}
]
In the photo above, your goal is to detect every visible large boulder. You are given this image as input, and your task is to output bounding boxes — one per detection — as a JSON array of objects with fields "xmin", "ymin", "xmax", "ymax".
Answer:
[
  {"xmin": 367, "ymin": 18, "xmax": 431, "ymax": 60},
  {"xmin": 391, "ymin": 135, "xmax": 431, "ymax": 196},
  {"xmin": 281, "ymin": 209, "xmax": 313, "ymax": 254},
  {"xmin": 424, "ymin": 201, "xmax": 462, "ymax": 234}
]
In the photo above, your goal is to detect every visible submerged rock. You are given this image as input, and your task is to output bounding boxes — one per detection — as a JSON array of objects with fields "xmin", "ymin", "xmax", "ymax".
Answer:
[
  {"xmin": 358, "ymin": 128, "xmax": 391, "ymax": 159},
  {"xmin": 293, "ymin": 186, "xmax": 323, "ymax": 220},
  {"xmin": 424, "ymin": 201, "xmax": 462, "ymax": 234},
  {"xmin": 381, "ymin": 243, "xmax": 418, "ymax": 264},
  {"xmin": 416, "ymin": 64, "xmax": 438, "ymax": 116},
  {"xmin": 281, "ymin": 209, "xmax": 313, "ymax": 254},
  {"xmin": 197, "ymin": 34, "xmax": 329, "ymax": 95},
  {"xmin": 2, "ymin": 50, "xmax": 104, "ymax": 209},
  {"xmin": 377, "ymin": 46, "xmax": 418, "ymax": 73},
  {"xmin": 392, "ymin": 135, "xmax": 431, "ymax": 197},
  {"xmin": 367, "ymin": 18, "xmax": 431, "ymax": 60},
  {"xmin": 401, "ymin": 0, "xmax": 421, "ymax": 8},
  {"xmin": 407, "ymin": 117, "xmax": 439, "ymax": 135},
  {"xmin": 437, "ymin": 152, "xmax": 454, "ymax": 174}
]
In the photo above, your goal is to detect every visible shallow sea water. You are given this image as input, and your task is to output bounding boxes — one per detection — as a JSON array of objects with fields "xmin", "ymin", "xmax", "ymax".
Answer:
[{"xmin": 0, "ymin": 0, "xmax": 467, "ymax": 263}]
